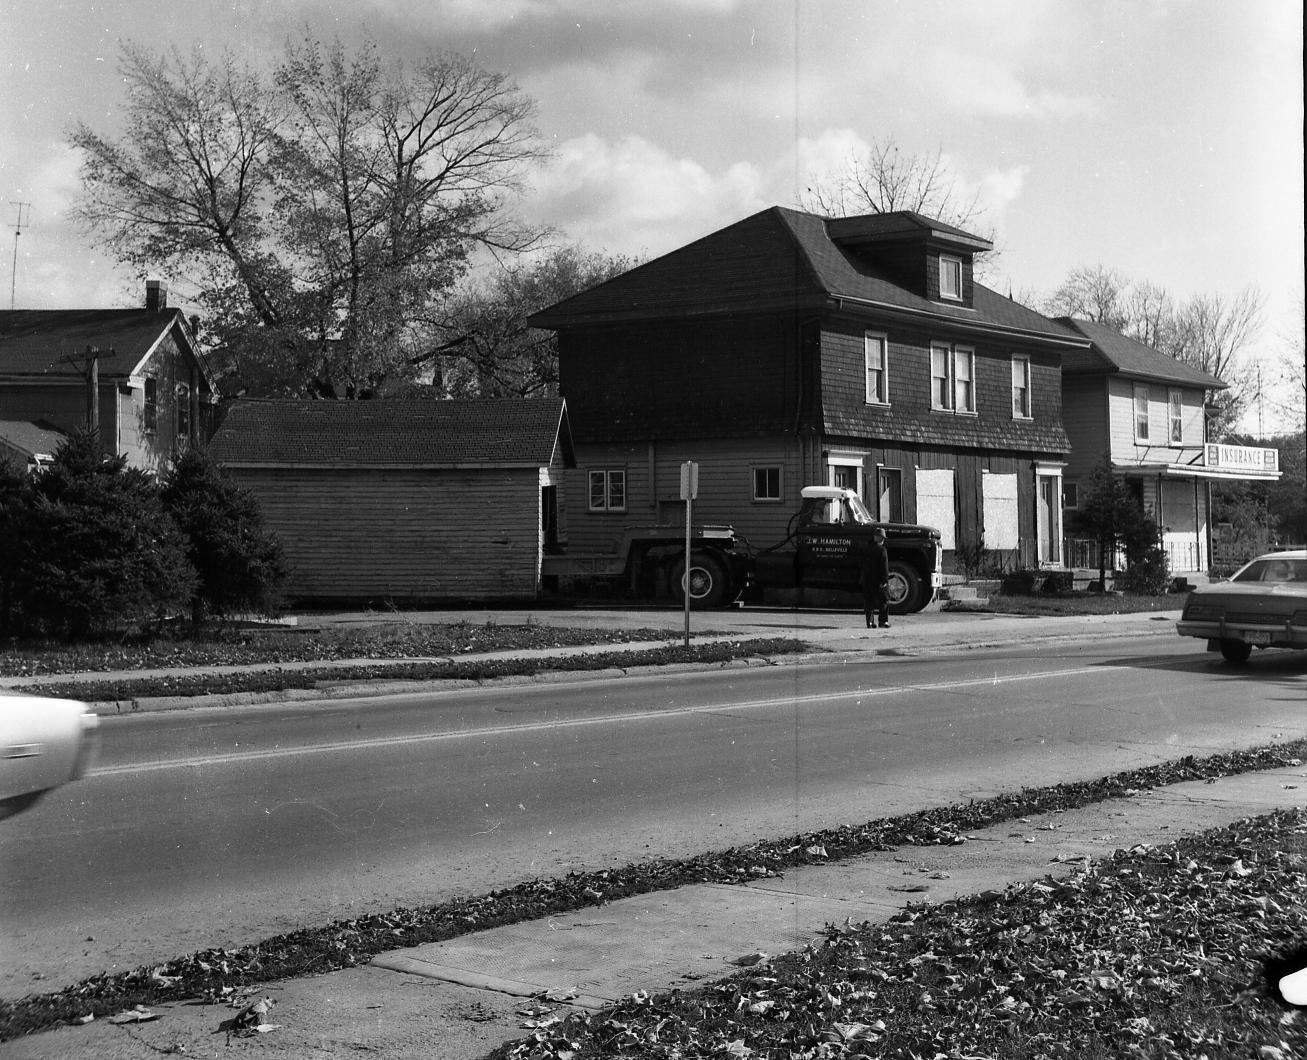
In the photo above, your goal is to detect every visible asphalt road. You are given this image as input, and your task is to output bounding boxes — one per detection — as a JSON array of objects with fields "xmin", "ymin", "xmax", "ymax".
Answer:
[{"xmin": 3, "ymin": 634, "xmax": 1304, "ymax": 999}]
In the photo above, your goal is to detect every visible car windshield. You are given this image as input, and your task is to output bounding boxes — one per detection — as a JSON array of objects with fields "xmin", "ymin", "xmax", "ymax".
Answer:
[{"xmin": 1231, "ymin": 557, "xmax": 1307, "ymax": 583}]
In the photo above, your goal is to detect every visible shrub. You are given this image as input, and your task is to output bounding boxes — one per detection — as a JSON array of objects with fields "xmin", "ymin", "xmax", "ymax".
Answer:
[
  {"xmin": 13, "ymin": 430, "xmax": 196, "ymax": 638},
  {"xmin": 161, "ymin": 446, "xmax": 286, "ymax": 626}
]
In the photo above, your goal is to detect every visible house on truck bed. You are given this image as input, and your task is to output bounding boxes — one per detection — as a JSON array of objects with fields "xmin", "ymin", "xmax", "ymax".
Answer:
[
  {"xmin": 207, "ymin": 397, "xmax": 574, "ymax": 605},
  {"xmin": 529, "ymin": 206, "xmax": 1090, "ymax": 581}
]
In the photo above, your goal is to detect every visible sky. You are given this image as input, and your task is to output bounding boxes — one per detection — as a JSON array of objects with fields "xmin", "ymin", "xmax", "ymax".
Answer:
[{"xmin": 1, "ymin": 0, "xmax": 1303, "ymax": 426}]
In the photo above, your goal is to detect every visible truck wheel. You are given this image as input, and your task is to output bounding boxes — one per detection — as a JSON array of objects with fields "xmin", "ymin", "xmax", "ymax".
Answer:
[
  {"xmin": 1218, "ymin": 638, "xmax": 1252, "ymax": 664},
  {"xmin": 671, "ymin": 553, "xmax": 728, "ymax": 608},
  {"xmin": 886, "ymin": 561, "xmax": 924, "ymax": 614}
]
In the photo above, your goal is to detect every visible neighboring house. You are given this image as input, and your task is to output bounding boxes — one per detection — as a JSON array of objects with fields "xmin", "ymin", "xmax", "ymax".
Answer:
[
  {"xmin": 529, "ymin": 207, "xmax": 1091, "ymax": 573},
  {"xmin": 0, "ymin": 418, "xmax": 65, "ymax": 472},
  {"xmin": 0, "ymin": 281, "xmax": 217, "ymax": 474},
  {"xmin": 207, "ymin": 398, "xmax": 575, "ymax": 603},
  {"xmin": 1056, "ymin": 317, "xmax": 1280, "ymax": 576}
]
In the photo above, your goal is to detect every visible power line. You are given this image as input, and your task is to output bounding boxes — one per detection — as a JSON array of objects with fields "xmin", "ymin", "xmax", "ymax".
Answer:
[{"xmin": 9, "ymin": 201, "xmax": 31, "ymax": 310}]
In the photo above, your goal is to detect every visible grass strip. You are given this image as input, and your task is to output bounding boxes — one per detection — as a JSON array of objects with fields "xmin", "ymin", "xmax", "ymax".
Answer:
[
  {"xmin": 29, "ymin": 637, "xmax": 810, "ymax": 702},
  {"xmin": 2, "ymin": 738, "xmax": 1302, "ymax": 1041}
]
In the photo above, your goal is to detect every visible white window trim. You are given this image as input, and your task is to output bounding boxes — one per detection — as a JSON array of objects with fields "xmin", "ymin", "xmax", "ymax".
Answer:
[
  {"xmin": 587, "ymin": 468, "xmax": 627, "ymax": 512},
  {"xmin": 864, "ymin": 331, "xmax": 889, "ymax": 405},
  {"xmin": 1168, "ymin": 388, "xmax": 1183, "ymax": 444},
  {"xmin": 939, "ymin": 255, "xmax": 963, "ymax": 301},
  {"xmin": 1134, "ymin": 383, "xmax": 1151, "ymax": 442},
  {"xmin": 1011, "ymin": 356, "xmax": 1032, "ymax": 420}
]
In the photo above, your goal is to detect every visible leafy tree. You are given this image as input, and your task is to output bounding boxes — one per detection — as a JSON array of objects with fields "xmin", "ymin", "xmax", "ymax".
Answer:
[
  {"xmin": 415, "ymin": 245, "xmax": 638, "ymax": 398},
  {"xmin": 13, "ymin": 430, "xmax": 196, "ymax": 638},
  {"xmin": 161, "ymin": 446, "xmax": 287, "ymax": 626},
  {"xmin": 1070, "ymin": 455, "xmax": 1170, "ymax": 593},
  {"xmin": 70, "ymin": 36, "xmax": 547, "ymax": 399}
]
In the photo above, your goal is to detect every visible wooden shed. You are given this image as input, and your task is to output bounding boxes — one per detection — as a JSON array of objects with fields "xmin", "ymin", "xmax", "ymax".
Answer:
[{"xmin": 208, "ymin": 398, "xmax": 575, "ymax": 605}]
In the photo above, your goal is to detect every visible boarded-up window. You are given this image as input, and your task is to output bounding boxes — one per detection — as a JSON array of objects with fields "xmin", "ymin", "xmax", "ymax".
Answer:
[
  {"xmin": 916, "ymin": 468, "xmax": 957, "ymax": 550},
  {"xmin": 982, "ymin": 472, "xmax": 1019, "ymax": 551}
]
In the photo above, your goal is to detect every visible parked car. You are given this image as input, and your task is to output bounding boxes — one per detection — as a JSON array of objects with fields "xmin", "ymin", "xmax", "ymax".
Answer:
[
  {"xmin": 1176, "ymin": 550, "xmax": 1307, "ymax": 663},
  {"xmin": 0, "ymin": 694, "xmax": 99, "ymax": 820}
]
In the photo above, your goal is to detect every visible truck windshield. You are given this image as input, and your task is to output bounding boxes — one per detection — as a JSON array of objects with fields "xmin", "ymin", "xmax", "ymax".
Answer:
[{"xmin": 842, "ymin": 495, "xmax": 874, "ymax": 524}]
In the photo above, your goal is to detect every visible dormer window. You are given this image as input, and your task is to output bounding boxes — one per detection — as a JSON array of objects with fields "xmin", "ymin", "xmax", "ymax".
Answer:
[{"xmin": 939, "ymin": 255, "xmax": 963, "ymax": 301}]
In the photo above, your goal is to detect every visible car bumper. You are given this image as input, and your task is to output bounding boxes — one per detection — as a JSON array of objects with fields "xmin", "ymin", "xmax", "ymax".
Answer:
[{"xmin": 1176, "ymin": 619, "xmax": 1307, "ymax": 650}]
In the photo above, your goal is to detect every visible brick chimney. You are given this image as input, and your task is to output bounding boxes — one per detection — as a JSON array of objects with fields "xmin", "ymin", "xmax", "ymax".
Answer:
[{"xmin": 145, "ymin": 279, "xmax": 168, "ymax": 312}]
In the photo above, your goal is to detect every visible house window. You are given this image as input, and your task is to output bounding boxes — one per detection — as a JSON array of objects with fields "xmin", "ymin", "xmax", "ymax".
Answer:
[
  {"xmin": 588, "ymin": 469, "xmax": 626, "ymax": 512},
  {"xmin": 954, "ymin": 347, "xmax": 975, "ymax": 413},
  {"xmin": 1063, "ymin": 482, "xmax": 1079, "ymax": 508},
  {"xmin": 752, "ymin": 466, "xmax": 782, "ymax": 502},
  {"xmin": 931, "ymin": 344, "xmax": 977, "ymax": 413},
  {"xmin": 1011, "ymin": 356, "xmax": 1031, "ymax": 418},
  {"xmin": 143, "ymin": 377, "xmax": 157, "ymax": 433},
  {"xmin": 1134, "ymin": 384, "xmax": 1150, "ymax": 441},
  {"xmin": 1168, "ymin": 389, "xmax": 1183, "ymax": 443},
  {"xmin": 864, "ymin": 332, "xmax": 888, "ymax": 404},
  {"xmin": 939, "ymin": 255, "xmax": 962, "ymax": 300},
  {"xmin": 930, "ymin": 345, "xmax": 952, "ymax": 410},
  {"xmin": 176, "ymin": 383, "xmax": 190, "ymax": 443}
]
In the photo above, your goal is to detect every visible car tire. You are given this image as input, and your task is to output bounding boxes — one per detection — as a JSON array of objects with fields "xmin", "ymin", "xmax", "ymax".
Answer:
[
  {"xmin": 671, "ymin": 553, "xmax": 729, "ymax": 609},
  {"xmin": 1218, "ymin": 638, "xmax": 1252, "ymax": 664},
  {"xmin": 886, "ymin": 561, "xmax": 924, "ymax": 614}
]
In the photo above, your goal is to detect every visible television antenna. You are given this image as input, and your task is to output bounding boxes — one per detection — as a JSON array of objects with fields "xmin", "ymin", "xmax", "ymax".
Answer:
[{"xmin": 9, "ymin": 201, "xmax": 31, "ymax": 310}]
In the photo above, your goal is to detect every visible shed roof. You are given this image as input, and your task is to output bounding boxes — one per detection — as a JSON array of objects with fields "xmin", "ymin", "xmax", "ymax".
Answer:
[
  {"xmin": 0, "ymin": 418, "xmax": 67, "ymax": 457},
  {"xmin": 0, "ymin": 308, "xmax": 201, "ymax": 381},
  {"xmin": 208, "ymin": 398, "xmax": 575, "ymax": 469},
  {"xmin": 530, "ymin": 206, "xmax": 1085, "ymax": 347},
  {"xmin": 1055, "ymin": 318, "xmax": 1226, "ymax": 389}
]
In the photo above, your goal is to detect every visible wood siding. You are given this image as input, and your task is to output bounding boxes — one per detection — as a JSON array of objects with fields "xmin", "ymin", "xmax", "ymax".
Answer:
[
  {"xmin": 1106, "ymin": 376, "xmax": 1208, "ymax": 468},
  {"xmin": 1060, "ymin": 376, "xmax": 1110, "ymax": 481},
  {"xmin": 231, "ymin": 467, "xmax": 544, "ymax": 602},
  {"xmin": 818, "ymin": 318, "xmax": 1068, "ymax": 456},
  {"xmin": 558, "ymin": 314, "xmax": 807, "ymax": 443},
  {"xmin": 563, "ymin": 437, "xmax": 805, "ymax": 554}
]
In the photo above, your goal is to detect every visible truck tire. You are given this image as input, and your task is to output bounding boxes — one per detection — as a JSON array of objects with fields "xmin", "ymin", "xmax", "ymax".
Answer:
[
  {"xmin": 886, "ymin": 561, "xmax": 924, "ymax": 614},
  {"xmin": 671, "ymin": 553, "xmax": 729, "ymax": 608},
  {"xmin": 1218, "ymin": 638, "xmax": 1252, "ymax": 664}
]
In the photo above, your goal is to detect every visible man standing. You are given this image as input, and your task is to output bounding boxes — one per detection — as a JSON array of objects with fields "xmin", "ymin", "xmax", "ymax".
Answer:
[{"xmin": 862, "ymin": 526, "xmax": 891, "ymax": 630}]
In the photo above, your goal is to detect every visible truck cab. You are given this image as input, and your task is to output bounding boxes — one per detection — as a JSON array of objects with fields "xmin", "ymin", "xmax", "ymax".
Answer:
[{"xmin": 783, "ymin": 486, "xmax": 943, "ymax": 613}]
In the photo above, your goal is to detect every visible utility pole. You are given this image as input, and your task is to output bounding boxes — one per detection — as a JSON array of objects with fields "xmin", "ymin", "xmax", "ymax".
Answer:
[{"xmin": 9, "ymin": 201, "xmax": 30, "ymax": 310}]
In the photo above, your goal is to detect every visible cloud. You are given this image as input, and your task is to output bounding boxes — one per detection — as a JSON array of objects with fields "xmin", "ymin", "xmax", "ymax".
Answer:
[
  {"xmin": 925, "ymin": 47, "xmax": 1102, "ymax": 120},
  {"xmin": 523, "ymin": 133, "xmax": 767, "ymax": 258}
]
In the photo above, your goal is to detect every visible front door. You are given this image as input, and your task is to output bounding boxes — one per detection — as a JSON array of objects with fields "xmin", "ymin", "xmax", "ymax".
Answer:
[{"xmin": 1037, "ymin": 474, "xmax": 1060, "ymax": 565}]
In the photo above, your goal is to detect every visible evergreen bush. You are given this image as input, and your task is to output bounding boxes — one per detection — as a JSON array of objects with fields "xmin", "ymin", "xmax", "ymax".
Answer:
[
  {"xmin": 161, "ymin": 446, "xmax": 286, "ymax": 625},
  {"xmin": 13, "ymin": 430, "xmax": 196, "ymax": 638}
]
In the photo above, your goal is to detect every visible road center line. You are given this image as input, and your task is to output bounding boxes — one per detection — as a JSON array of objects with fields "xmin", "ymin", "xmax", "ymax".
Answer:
[{"xmin": 92, "ymin": 663, "xmax": 1112, "ymax": 777}]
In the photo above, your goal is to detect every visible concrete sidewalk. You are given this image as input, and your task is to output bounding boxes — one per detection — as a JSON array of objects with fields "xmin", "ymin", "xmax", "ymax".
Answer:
[{"xmin": 5, "ymin": 764, "xmax": 1302, "ymax": 1060}]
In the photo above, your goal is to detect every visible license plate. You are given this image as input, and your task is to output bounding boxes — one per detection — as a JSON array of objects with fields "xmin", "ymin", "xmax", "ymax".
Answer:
[{"xmin": 1245, "ymin": 632, "xmax": 1272, "ymax": 645}]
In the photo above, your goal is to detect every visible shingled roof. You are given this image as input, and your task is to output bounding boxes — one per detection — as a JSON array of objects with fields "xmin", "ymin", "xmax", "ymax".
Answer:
[
  {"xmin": 1055, "ymin": 318, "xmax": 1227, "ymax": 389},
  {"xmin": 529, "ymin": 206, "xmax": 1086, "ymax": 348},
  {"xmin": 208, "ymin": 398, "xmax": 574, "ymax": 469},
  {"xmin": 0, "ymin": 308, "xmax": 200, "ymax": 380}
]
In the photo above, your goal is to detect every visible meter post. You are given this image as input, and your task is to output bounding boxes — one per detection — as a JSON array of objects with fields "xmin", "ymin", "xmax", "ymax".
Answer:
[{"xmin": 679, "ymin": 461, "xmax": 698, "ymax": 646}]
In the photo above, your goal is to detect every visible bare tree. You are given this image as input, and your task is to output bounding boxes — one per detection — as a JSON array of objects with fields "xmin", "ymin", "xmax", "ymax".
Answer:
[
  {"xmin": 1042, "ymin": 264, "xmax": 1131, "ymax": 328},
  {"xmin": 71, "ymin": 35, "xmax": 548, "ymax": 398},
  {"xmin": 801, "ymin": 137, "xmax": 986, "ymax": 231},
  {"xmin": 1162, "ymin": 287, "xmax": 1264, "ymax": 435}
]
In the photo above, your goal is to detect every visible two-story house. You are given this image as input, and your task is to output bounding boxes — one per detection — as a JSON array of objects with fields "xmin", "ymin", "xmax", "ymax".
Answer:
[
  {"xmin": 0, "ymin": 281, "xmax": 217, "ymax": 474},
  {"xmin": 1056, "ymin": 317, "xmax": 1280, "ymax": 578},
  {"xmin": 529, "ymin": 207, "xmax": 1091, "ymax": 575}
]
